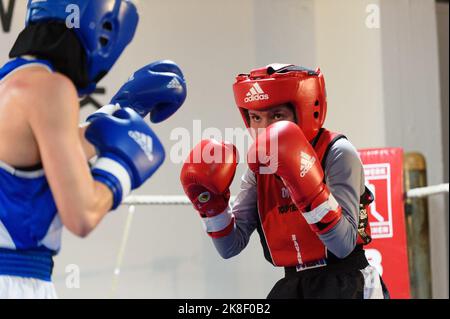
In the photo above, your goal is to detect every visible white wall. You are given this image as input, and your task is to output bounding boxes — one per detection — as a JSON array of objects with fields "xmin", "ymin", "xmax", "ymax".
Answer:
[
  {"xmin": 253, "ymin": 0, "xmax": 316, "ymax": 67},
  {"xmin": 0, "ymin": 0, "xmax": 447, "ymax": 298},
  {"xmin": 314, "ymin": 0, "xmax": 385, "ymax": 148}
]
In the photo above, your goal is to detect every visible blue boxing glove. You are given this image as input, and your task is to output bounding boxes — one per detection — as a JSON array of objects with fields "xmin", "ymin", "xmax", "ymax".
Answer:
[
  {"xmin": 110, "ymin": 60, "xmax": 187, "ymax": 123},
  {"xmin": 86, "ymin": 108, "xmax": 165, "ymax": 210}
]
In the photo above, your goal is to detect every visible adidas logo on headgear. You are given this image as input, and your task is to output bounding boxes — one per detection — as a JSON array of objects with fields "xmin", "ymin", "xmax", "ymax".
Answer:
[
  {"xmin": 300, "ymin": 152, "xmax": 315, "ymax": 177},
  {"xmin": 244, "ymin": 83, "xmax": 269, "ymax": 103}
]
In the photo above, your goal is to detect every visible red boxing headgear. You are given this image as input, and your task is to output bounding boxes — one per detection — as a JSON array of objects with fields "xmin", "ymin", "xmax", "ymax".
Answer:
[{"xmin": 232, "ymin": 64, "xmax": 327, "ymax": 142}]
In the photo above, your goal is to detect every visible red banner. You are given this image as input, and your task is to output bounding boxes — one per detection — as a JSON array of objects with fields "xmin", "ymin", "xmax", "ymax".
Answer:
[{"xmin": 358, "ymin": 148, "xmax": 411, "ymax": 299}]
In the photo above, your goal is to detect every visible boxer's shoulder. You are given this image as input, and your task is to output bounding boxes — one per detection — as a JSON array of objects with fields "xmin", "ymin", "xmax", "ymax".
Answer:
[
  {"xmin": 16, "ymin": 68, "xmax": 75, "ymax": 97},
  {"xmin": 6, "ymin": 68, "xmax": 79, "ymax": 117}
]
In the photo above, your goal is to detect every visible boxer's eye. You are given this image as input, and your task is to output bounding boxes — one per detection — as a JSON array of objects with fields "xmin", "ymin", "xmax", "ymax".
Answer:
[
  {"xmin": 250, "ymin": 115, "xmax": 261, "ymax": 122},
  {"xmin": 273, "ymin": 113, "xmax": 284, "ymax": 120}
]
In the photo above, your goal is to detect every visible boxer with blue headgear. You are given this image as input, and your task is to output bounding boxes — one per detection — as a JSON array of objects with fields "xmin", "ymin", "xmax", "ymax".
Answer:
[{"xmin": 0, "ymin": 0, "xmax": 187, "ymax": 298}]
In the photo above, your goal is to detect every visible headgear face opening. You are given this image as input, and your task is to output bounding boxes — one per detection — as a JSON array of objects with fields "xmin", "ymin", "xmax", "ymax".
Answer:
[
  {"xmin": 26, "ymin": 0, "xmax": 139, "ymax": 95},
  {"xmin": 232, "ymin": 64, "xmax": 327, "ymax": 142}
]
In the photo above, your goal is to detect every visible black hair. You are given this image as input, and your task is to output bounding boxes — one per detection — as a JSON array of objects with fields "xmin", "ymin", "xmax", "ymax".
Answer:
[{"xmin": 9, "ymin": 21, "xmax": 90, "ymax": 90}]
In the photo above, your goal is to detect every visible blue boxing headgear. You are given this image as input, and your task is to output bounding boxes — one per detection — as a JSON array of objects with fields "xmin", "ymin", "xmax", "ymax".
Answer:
[{"xmin": 26, "ymin": 0, "xmax": 139, "ymax": 95}]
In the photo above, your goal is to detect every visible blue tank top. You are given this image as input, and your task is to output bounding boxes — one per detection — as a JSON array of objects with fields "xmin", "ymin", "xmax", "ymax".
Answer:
[{"xmin": 0, "ymin": 58, "xmax": 61, "ymax": 281}]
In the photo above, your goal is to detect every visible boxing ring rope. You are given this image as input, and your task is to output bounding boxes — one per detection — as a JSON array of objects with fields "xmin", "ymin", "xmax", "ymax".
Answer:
[
  {"xmin": 121, "ymin": 183, "xmax": 449, "ymax": 206},
  {"xmin": 405, "ymin": 183, "xmax": 449, "ymax": 198},
  {"xmin": 109, "ymin": 183, "xmax": 449, "ymax": 298}
]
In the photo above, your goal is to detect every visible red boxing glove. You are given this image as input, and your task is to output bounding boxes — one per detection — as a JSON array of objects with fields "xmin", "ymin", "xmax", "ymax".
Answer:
[
  {"xmin": 248, "ymin": 121, "xmax": 342, "ymax": 234},
  {"xmin": 180, "ymin": 139, "xmax": 238, "ymax": 238}
]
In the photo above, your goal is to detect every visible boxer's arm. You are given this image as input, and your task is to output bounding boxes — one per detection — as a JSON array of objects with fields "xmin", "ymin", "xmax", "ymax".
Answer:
[
  {"xmin": 27, "ymin": 74, "xmax": 112, "ymax": 237},
  {"xmin": 78, "ymin": 123, "xmax": 96, "ymax": 160},
  {"xmin": 318, "ymin": 138, "xmax": 365, "ymax": 258},
  {"xmin": 212, "ymin": 168, "xmax": 259, "ymax": 259}
]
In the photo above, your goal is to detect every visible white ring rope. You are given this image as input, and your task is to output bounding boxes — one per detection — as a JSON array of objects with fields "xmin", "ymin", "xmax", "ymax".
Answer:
[
  {"xmin": 122, "ymin": 183, "xmax": 449, "ymax": 206},
  {"xmin": 109, "ymin": 205, "xmax": 136, "ymax": 299},
  {"xmin": 406, "ymin": 183, "xmax": 449, "ymax": 198},
  {"xmin": 123, "ymin": 195, "xmax": 194, "ymax": 205}
]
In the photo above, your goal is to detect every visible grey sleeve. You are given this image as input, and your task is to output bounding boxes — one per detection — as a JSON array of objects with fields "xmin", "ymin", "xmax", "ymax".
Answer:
[
  {"xmin": 211, "ymin": 168, "xmax": 259, "ymax": 259},
  {"xmin": 318, "ymin": 138, "xmax": 365, "ymax": 258}
]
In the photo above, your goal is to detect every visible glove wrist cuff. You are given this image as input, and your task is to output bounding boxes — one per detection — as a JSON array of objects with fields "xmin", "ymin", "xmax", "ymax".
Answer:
[
  {"xmin": 86, "ymin": 104, "xmax": 121, "ymax": 123},
  {"xmin": 301, "ymin": 193, "xmax": 342, "ymax": 234},
  {"xmin": 201, "ymin": 207, "xmax": 232, "ymax": 233},
  {"xmin": 207, "ymin": 216, "xmax": 235, "ymax": 239},
  {"xmin": 92, "ymin": 157, "xmax": 132, "ymax": 209}
]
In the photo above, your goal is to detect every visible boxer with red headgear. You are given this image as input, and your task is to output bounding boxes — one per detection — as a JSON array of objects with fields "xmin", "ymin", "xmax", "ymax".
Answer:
[
  {"xmin": 181, "ymin": 63, "xmax": 389, "ymax": 299},
  {"xmin": 234, "ymin": 64, "xmax": 327, "ymax": 141}
]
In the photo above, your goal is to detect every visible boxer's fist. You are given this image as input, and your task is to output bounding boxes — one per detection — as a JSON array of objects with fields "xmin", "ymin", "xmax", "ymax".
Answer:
[
  {"xmin": 248, "ymin": 121, "xmax": 342, "ymax": 234},
  {"xmin": 180, "ymin": 140, "xmax": 238, "ymax": 237},
  {"xmin": 110, "ymin": 60, "xmax": 187, "ymax": 123},
  {"xmin": 86, "ymin": 108, "xmax": 165, "ymax": 210}
]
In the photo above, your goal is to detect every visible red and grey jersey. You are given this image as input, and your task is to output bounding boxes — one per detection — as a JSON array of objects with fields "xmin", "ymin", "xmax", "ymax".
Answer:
[{"xmin": 212, "ymin": 128, "xmax": 371, "ymax": 267}]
